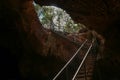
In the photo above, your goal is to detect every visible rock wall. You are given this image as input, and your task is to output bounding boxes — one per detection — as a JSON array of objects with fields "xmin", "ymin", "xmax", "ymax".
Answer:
[
  {"xmin": 34, "ymin": 0, "xmax": 120, "ymax": 80},
  {"xmin": 0, "ymin": 0, "xmax": 93, "ymax": 79},
  {"xmin": 0, "ymin": 0, "xmax": 110, "ymax": 79}
]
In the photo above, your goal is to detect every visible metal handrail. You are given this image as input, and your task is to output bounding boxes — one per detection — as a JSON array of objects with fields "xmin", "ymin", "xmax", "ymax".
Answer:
[
  {"xmin": 72, "ymin": 39, "xmax": 95, "ymax": 80},
  {"xmin": 53, "ymin": 39, "xmax": 88, "ymax": 80}
]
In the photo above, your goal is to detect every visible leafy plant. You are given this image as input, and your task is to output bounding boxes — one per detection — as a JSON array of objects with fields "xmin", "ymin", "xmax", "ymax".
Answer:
[{"xmin": 33, "ymin": 1, "xmax": 86, "ymax": 33}]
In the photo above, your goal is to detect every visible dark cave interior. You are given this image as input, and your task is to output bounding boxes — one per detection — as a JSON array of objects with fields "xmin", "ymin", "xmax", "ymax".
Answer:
[{"xmin": 0, "ymin": 0, "xmax": 120, "ymax": 80}]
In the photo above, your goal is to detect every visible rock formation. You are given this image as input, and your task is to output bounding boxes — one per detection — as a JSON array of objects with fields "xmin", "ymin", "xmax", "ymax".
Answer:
[{"xmin": 0, "ymin": 0, "xmax": 104, "ymax": 79}]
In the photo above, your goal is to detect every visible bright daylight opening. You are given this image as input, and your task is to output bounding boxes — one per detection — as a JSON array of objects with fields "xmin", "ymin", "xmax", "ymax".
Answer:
[{"xmin": 33, "ymin": 1, "xmax": 86, "ymax": 33}]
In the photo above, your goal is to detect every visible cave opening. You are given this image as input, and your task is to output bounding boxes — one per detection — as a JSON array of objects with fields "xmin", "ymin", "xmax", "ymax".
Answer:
[
  {"xmin": 33, "ymin": 1, "xmax": 86, "ymax": 34},
  {"xmin": 0, "ymin": 0, "xmax": 120, "ymax": 80}
]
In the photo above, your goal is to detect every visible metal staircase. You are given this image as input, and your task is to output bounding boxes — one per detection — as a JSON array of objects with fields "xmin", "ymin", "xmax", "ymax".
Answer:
[{"xmin": 52, "ymin": 35, "xmax": 98, "ymax": 80}]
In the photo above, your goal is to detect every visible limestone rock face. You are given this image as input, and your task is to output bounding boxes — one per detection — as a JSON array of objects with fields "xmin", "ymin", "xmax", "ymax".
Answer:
[
  {"xmin": 0, "ymin": 0, "xmax": 104, "ymax": 79},
  {"xmin": 33, "ymin": 1, "xmax": 120, "ymax": 79}
]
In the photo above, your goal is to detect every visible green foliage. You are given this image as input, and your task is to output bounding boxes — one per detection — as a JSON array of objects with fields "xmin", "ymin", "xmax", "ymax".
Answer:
[{"xmin": 33, "ymin": 1, "xmax": 86, "ymax": 33}]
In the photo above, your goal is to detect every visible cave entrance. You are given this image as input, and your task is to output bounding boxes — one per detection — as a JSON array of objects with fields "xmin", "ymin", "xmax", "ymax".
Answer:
[
  {"xmin": 33, "ymin": 1, "xmax": 86, "ymax": 34},
  {"xmin": 32, "ymin": 1, "xmax": 100, "ymax": 80}
]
